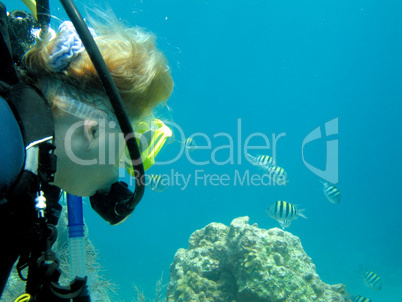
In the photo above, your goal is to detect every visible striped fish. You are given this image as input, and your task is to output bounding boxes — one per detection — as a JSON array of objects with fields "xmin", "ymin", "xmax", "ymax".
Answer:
[
  {"xmin": 278, "ymin": 219, "xmax": 292, "ymax": 229},
  {"xmin": 266, "ymin": 201, "xmax": 307, "ymax": 222},
  {"xmin": 265, "ymin": 165, "xmax": 288, "ymax": 185},
  {"xmin": 363, "ymin": 270, "xmax": 382, "ymax": 290},
  {"xmin": 257, "ymin": 155, "xmax": 275, "ymax": 166},
  {"xmin": 247, "ymin": 153, "xmax": 276, "ymax": 168},
  {"xmin": 353, "ymin": 295, "xmax": 373, "ymax": 302},
  {"xmin": 145, "ymin": 174, "xmax": 167, "ymax": 193},
  {"xmin": 184, "ymin": 137, "xmax": 197, "ymax": 151},
  {"xmin": 322, "ymin": 180, "xmax": 341, "ymax": 204}
]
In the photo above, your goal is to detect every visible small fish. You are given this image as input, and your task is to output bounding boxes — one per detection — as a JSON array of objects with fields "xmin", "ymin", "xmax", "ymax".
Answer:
[
  {"xmin": 278, "ymin": 220, "xmax": 292, "ymax": 229},
  {"xmin": 247, "ymin": 153, "xmax": 276, "ymax": 168},
  {"xmin": 362, "ymin": 271, "xmax": 382, "ymax": 290},
  {"xmin": 353, "ymin": 295, "xmax": 373, "ymax": 302},
  {"xmin": 184, "ymin": 137, "xmax": 197, "ymax": 151},
  {"xmin": 145, "ymin": 174, "xmax": 167, "ymax": 192},
  {"xmin": 265, "ymin": 165, "xmax": 288, "ymax": 185},
  {"xmin": 266, "ymin": 201, "xmax": 307, "ymax": 222},
  {"xmin": 322, "ymin": 180, "xmax": 341, "ymax": 204}
]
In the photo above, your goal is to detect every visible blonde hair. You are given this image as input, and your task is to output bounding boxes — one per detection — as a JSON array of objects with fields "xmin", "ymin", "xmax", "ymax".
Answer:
[{"xmin": 21, "ymin": 10, "xmax": 173, "ymax": 121}]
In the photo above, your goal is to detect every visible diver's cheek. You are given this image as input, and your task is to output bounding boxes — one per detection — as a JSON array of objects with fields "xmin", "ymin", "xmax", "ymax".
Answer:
[
  {"xmin": 95, "ymin": 167, "xmax": 120, "ymax": 194},
  {"xmin": 109, "ymin": 169, "xmax": 120, "ymax": 186}
]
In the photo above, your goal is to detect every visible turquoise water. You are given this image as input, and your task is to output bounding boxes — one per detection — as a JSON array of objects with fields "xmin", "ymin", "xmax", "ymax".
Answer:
[{"xmin": 9, "ymin": 0, "xmax": 401, "ymax": 301}]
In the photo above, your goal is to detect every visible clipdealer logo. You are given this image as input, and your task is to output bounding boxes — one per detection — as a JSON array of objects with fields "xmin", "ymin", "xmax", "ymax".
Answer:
[
  {"xmin": 64, "ymin": 118, "xmax": 339, "ymax": 187},
  {"xmin": 301, "ymin": 118, "xmax": 339, "ymax": 184}
]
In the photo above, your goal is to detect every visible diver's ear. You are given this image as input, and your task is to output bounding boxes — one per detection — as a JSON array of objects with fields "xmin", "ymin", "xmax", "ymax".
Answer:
[{"xmin": 83, "ymin": 119, "xmax": 99, "ymax": 145}]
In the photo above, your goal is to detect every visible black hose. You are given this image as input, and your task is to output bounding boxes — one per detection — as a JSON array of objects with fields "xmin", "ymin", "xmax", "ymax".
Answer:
[
  {"xmin": 36, "ymin": 0, "xmax": 50, "ymax": 28},
  {"xmin": 58, "ymin": 0, "xmax": 145, "ymax": 203}
]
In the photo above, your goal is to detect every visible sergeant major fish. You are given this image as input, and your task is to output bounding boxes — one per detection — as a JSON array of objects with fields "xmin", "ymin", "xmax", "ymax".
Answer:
[
  {"xmin": 278, "ymin": 219, "xmax": 292, "ymax": 229},
  {"xmin": 353, "ymin": 295, "xmax": 373, "ymax": 302},
  {"xmin": 247, "ymin": 153, "xmax": 276, "ymax": 168},
  {"xmin": 266, "ymin": 201, "xmax": 307, "ymax": 223},
  {"xmin": 362, "ymin": 270, "xmax": 382, "ymax": 290},
  {"xmin": 145, "ymin": 174, "xmax": 167, "ymax": 193},
  {"xmin": 321, "ymin": 180, "xmax": 341, "ymax": 204},
  {"xmin": 184, "ymin": 137, "xmax": 197, "ymax": 151},
  {"xmin": 265, "ymin": 165, "xmax": 289, "ymax": 185}
]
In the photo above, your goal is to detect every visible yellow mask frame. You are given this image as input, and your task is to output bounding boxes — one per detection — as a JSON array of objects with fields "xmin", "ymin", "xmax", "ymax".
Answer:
[
  {"xmin": 125, "ymin": 119, "xmax": 172, "ymax": 176},
  {"xmin": 21, "ymin": 0, "xmax": 37, "ymax": 19}
]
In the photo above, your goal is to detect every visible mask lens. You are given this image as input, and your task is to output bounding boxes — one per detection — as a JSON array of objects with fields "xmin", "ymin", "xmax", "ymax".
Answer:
[{"xmin": 121, "ymin": 119, "xmax": 172, "ymax": 176}]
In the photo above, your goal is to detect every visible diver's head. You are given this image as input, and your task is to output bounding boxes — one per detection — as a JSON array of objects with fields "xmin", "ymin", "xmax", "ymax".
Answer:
[
  {"xmin": 19, "ymin": 11, "xmax": 174, "ymax": 197},
  {"xmin": 21, "ymin": 12, "xmax": 174, "ymax": 120},
  {"xmin": 38, "ymin": 80, "xmax": 124, "ymax": 196}
]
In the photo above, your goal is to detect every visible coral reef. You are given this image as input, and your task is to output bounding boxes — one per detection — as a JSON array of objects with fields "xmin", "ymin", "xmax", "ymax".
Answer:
[
  {"xmin": 133, "ymin": 275, "xmax": 167, "ymax": 302},
  {"xmin": 167, "ymin": 216, "xmax": 351, "ymax": 302}
]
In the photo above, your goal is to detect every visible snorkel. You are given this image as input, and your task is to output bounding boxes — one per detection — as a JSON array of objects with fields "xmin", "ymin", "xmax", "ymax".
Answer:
[{"xmin": 58, "ymin": 0, "xmax": 146, "ymax": 225}]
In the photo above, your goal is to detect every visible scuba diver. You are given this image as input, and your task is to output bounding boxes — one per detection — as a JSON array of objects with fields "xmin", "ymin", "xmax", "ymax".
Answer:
[{"xmin": 0, "ymin": 0, "xmax": 173, "ymax": 300}]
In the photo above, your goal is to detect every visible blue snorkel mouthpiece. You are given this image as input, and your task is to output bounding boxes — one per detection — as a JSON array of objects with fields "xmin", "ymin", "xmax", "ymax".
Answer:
[
  {"xmin": 67, "ymin": 194, "xmax": 84, "ymax": 238},
  {"xmin": 67, "ymin": 194, "xmax": 86, "ymax": 278}
]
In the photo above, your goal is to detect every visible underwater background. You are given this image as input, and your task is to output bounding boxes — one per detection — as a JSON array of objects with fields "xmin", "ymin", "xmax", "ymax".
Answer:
[{"xmin": 7, "ymin": 0, "xmax": 401, "ymax": 301}]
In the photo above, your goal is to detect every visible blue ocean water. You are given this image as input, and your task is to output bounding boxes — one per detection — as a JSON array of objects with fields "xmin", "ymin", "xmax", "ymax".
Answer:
[{"xmin": 7, "ymin": 0, "xmax": 401, "ymax": 301}]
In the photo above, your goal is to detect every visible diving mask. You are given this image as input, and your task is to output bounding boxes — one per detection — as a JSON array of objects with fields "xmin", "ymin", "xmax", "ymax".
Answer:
[
  {"xmin": 123, "ymin": 119, "xmax": 172, "ymax": 174},
  {"xmin": 55, "ymin": 95, "xmax": 172, "ymax": 173}
]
